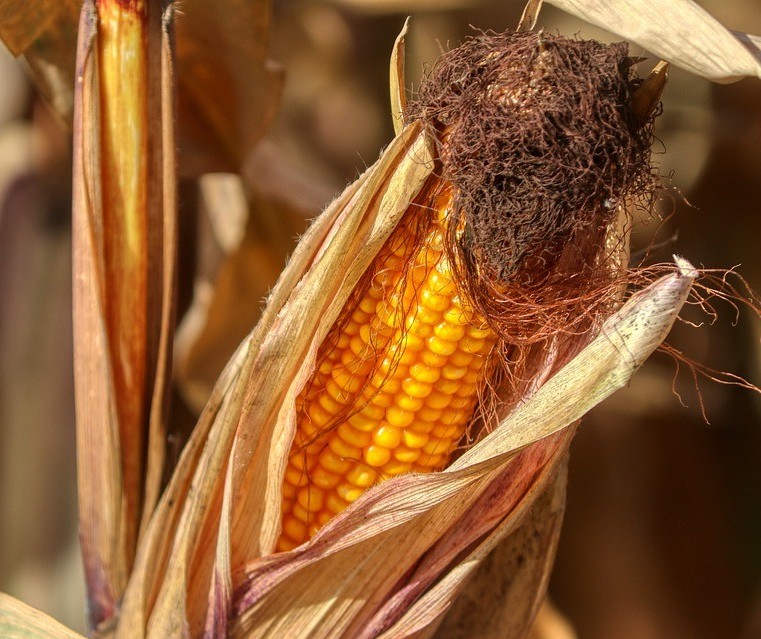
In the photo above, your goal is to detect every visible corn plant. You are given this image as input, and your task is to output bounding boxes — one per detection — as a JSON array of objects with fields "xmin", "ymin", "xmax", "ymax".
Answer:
[{"xmin": 0, "ymin": 0, "xmax": 759, "ymax": 638}]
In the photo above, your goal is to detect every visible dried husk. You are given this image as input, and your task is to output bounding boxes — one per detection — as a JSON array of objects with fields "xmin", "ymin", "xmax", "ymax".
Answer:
[
  {"xmin": 114, "ymin": 124, "xmax": 435, "ymax": 638},
  {"xmin": 0, "ymin": 593, "xmax": 87, "ymax": 639},
  {"xmin": 545, "ymin": 0, "xmax": 761, "ymax": 82},
  {"xmin": 227, "ymin": 257, "xmax": 695, "ymax": 639},
  {"xmin": 71, "ymin": 0, "xmax": 176, "ymax": 629}
]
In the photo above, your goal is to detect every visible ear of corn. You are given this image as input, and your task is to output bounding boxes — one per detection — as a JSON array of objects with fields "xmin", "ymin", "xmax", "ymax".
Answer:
[{"xmin": 278, "ymin": 183, "xmax": 498, "ymax": 551}]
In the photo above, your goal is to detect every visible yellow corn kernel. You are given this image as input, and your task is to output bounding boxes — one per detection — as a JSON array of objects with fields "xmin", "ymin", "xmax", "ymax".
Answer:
[
  {"xmin": 292, "ymin": 502, "xmax": 311, "ymax": 524},
  {"xmin": 409, "ymin": 362, "xmax": 441, "ymax": 384},
  {"xmin": 282, "ymin": 515, "xmax": 307, "ymax": 544},
  {"xmin": 330, "ymin": 432, "xmax": 362, "ymax": 457},
  {"xmin": 364, "ymin": 445, "xmax": 392, "ymax": 467},
  {"xmin": 337, "ymin": 422, "xmax": 372, "ymax": 448},
  {"xmin": 434, "ymin": 378, "xmax": 461, "ymax": 395},
  {"xmin": 336, "ymin": 483, "xmax": 365, "ymax": 503},
  {"xmin": 393, "ymin": 445, "xmax": 421, "ymax": 463},
  {"xmin": 427, "ymin": 335, "xmax": 458, "ymax": 356},
  {"xmin": 372, "ymin": 424, "xmax": 402, "ymax": 448},
  {"xmin": 428, "ymin": 269, "xmax": 458, "ymax": 296},
  {"xmin": 318, "ymin": 389, "xmax": 345, "ymax": 414},
  {"xmin": 403, "ymin": 430, "xmax": 429, "ymax": 448},
  {"xmin": 433, "ymin": 322, "xmax": 465, "ymax": 341},
  {"xmin": 311, "ymin": 467, "xmax": 342, "ymax": 490},
  {"xmin": 348, "ymin": 410, "xmax": 381, "ymax": 432},
  {"xmin": 417, "ymin": 406, "xmax": 442, "ymax": 422},
  {"xmin": 325, "ymin": 493, "xmax": 348, "ymax": 515},
  {"xmin": 441, "ymin": 364, "xmax": 467, "ymax": 380},
  {"xmin": 332, "ymin": 367, "xmax": 365, "ymax": 393},
  {"xmin": 380, "ymin": 459, "xmax": 413, "ymax": 476},
  {"xmin": 319, "ymin": 449, "xmax": 353, "ymax": 475},
  {"xmin": 401, "ymin": 378, "xmax": 433, "ymax": 398},
  {"xmin": 394, "ymin": 394, "xmax": 424, "ymax": 411},
  {"xmin": 421, "ymin": 350, "xmax": 447, "ymax": 367},
  {"xmin": 386, "ymin": 406, "xmax": 414, "ymax": 428},
  {"xmin": 297, "ymin": 486, "xmax": 325, "ymax": 513},
  {"xmin": 347, "ymin": 464, "xmax": 377, "ymax": 488},
  {"xmin": 306, "ymin": 402, "xmax": 333, "ymax": 428},
  {"xmin": 425, "ymin": 390, "xmax": 453, "ymax": 409},
  {"xmin": 277, "ymin": 196, "xmax": 497, "ymax": 551},
  {"xmin": 284, "ymin": 466, "xmax": 310, "ymax": 488},
  {"xmin": 432, "ymin": 424, "xmax": 462, "ymax": 439},
  {"xmin": 423, "ymin": 438, "xmax": 450, "ymax": 455},
  {"xmin": 467, "ymin": 325, "xmax": 492, "ymax": 339},
  {"xmin": 407, "ymin": 419, "xmax": 434, "ymax": 434}
]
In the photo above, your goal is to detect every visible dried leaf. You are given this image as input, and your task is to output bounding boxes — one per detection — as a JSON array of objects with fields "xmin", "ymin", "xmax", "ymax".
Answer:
[
  {"xmin": 230, "ymin": 259, "xmax": 695, "ymax": 638},
  {"xmin": 0, "ymin": 593, "xmax": 86, "ymax": 639},
  {"xmin": 174, "ymin": 0, "xmax": 283, "ymax": 174},
  {"xmin": 426, "ymin": 460, "xmax": 568, "ymax": 639},
  {"xmin": 546, "ymin": 0, "xmax": 761, "ymax": 82},
  {"xmin": 389, "ymin": 18, "xmax": 409, "ymax": 135},
  {"xmin": 72, "ymin": 0, "xmax": 176, "ymax": 628},
  {"xmin": 518, "ymin": 0, "xmax": 544, "ymax": 33},
  {"xmin": 118, "ymin": 125, "xmax": 433, "ymax": 638},
  {"xmin": 0, "ymin": 0, "xmax": 80, "ymax": 120}
]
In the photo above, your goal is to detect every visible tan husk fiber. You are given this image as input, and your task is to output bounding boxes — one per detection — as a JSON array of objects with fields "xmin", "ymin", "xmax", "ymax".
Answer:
[
  {"xmin": 545, "ymin": 0, "xmax": 761, "ymax": 82},
  {"xmin": 229, "ymin": 259, "xmax": 695, "ymax": 638},
  {"xmin": 113, "ymin": 124, "xmax": 434, "ymax": 638},
  {"xmin": 0, "ymin": 593, "xmax": 87, "ymax": 639}
]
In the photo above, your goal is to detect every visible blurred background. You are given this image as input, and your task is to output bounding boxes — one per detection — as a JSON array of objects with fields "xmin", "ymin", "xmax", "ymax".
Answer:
[{"xmin": 1, "ymin": 1, "xmax": 760, "ymax": 637}]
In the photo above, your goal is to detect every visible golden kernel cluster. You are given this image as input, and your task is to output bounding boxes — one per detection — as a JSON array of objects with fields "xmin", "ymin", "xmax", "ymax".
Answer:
[{"xmin": 278, "ymin": 196, "xmax": 496, "ymax": 551}]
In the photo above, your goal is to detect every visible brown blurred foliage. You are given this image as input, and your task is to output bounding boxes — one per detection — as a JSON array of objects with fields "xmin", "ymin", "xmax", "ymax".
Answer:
[{"xmin": 0, "ymin": 1, "xmax": 759, "ymax": 636}]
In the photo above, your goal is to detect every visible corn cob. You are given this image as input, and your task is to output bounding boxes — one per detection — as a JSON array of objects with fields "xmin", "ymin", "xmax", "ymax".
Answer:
[
  {"xmin": 278, "ymin": 30, "xmax": 659, "ymax": 551},
  {"xmin": 278, "ymin": 184, "xmax": 497, "ymax": 551}
]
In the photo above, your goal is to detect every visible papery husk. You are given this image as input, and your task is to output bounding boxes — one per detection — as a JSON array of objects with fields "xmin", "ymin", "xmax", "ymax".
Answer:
[
  {"xmin": 545, "ymin": 0, "xmax": 761, "ymax": 82},
  {"xmin": 72, "ymin": 0, "xmax": 176, "ymax": 628},
  {"xmin": 0, "ymin": 0, "xmax": 79, "ymax": 120},
  {"xmin": 0, "ymin": 593, "xmax": 87, "ymax": 639},
  {"xmin": 115, "ymin": 124, "xmax": 434, "ymax": 638},
  {"xmin": 226, "ymin": 256, "xmax": 695, "ymax": 639},
  {"xmin": 414, "ymin": 461, "xmax": 569, "ymax": 639},
  {"xmin": 389, "ymin": 17, "xmax": 409, "ymax": 136}
]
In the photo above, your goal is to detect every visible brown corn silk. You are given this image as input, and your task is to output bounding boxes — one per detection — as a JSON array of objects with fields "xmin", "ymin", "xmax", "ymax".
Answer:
[{"xmin": 278, "ymin": 30, "xmax": 657, "ymax": 550}]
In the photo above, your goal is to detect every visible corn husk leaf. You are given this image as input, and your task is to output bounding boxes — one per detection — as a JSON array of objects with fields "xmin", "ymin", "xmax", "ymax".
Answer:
[
  {"xmin": 389, "ymin": 17, "xmax": 409, "ymax": 136},
  {"xmin": 0, "ymin": 593, "xmax": 87, "ymax": 639},
  {"xmin": 229, "ymin": 257, "xmax": 695, "ymax": 638},
  {"xmin": 72, "ymin": 0, "xmax": 176, "ymax": 628},
  {"xmin": 0, "ymin": 0, "xmax": 79, "ymax": 119},
  {"xmin": 406, "ymin": 461, "xmax": 569, "ymax": 639},
  {"xmin": 546, "ymin": 0, "xmax": 761, "ymax": 82},
  {"xmin": 114, "ymin": 124, "xmax": 434, "ymax": 638}
]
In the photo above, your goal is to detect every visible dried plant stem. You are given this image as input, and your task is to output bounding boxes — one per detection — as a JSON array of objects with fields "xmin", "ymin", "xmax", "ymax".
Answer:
[
  {"xmin": 73, "ymin": 0, "xmax": 176, "ymax": 629},
  {"xmin": 97, "ymin": 0, "xmax": 150, "ymax": 572}
]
